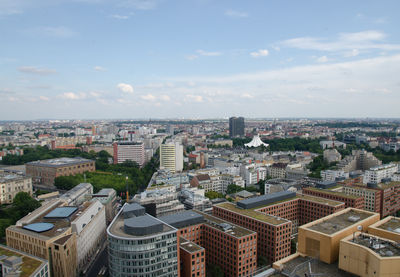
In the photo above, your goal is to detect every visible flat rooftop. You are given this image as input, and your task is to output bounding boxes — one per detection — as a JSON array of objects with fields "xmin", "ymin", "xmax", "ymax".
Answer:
[
  {"xmin": 377, "ymin": 217, "xmax": 400, "ymax": 234},
  {"xmin": 298, "ymin": 194, "xmax": 344, "ymax": 207},
  {"xmin": 200, "ymin": 211, "xmax": 255, "ymax": 238},
  {"xmin": 307, "ymin": 187, "xmax": 361, "ymax": 199},
  {"xmin": 0, "ymin": 245, "xmax": 46, "ymax": 277},
  {"xmin": 179, "ymin": 238, "xmax": 204, "ymax": 253},
  {"xmin": 277, "ymin": 256, "xmax": 355, "ymax": 277},
  {"xmin": 108, "ymin": 210, "xmax": 175, "ymax": 239},
  {"xmin": 216, "ymin": 202, "xmax": 290, "ymax": 226},
  {"xmin": 0, "ymin": 173, "xmax": 29, "ymax": 183},
  {"xmin": 11, "ymin": 202, "xmax": 91, "ymax": 239},
  {"xmin": 26, "ymin": 157, "xmax": 93, "ymax": 167},
  {"xmin": 351, "ymin": 234, "xmax": 400, "ymax": 257},
  {"xmin": 308, "ymin": 210, "xmax": 373, "ymax": 235}
]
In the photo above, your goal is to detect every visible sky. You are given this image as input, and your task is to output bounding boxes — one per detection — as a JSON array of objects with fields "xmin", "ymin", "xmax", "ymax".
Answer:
[{"xmin": 1, "ymin": 0, "xmax": 400, "ymax": 120}]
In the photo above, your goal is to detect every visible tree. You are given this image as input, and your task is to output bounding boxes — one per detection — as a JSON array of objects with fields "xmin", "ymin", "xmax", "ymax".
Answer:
[
  {"xmin": 226, "ymin": 184, "xmax": 244, "ymax": 195},
  {"xmin": 205, "ymin": 191, "xmax": 224, "ymax": 200},
  {"xmin": 13, "ymin": 192, "xmax": 41, "ymax": 218},
  {"xmin": 54, "ymin": 175, "xmax": 81, "ymax": 190}
]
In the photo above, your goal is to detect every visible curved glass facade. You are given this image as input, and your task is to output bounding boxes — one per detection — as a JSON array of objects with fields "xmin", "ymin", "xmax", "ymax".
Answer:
[{"xmin": 108, "ymin": 231, "xmax": 178, "ymax": 277}]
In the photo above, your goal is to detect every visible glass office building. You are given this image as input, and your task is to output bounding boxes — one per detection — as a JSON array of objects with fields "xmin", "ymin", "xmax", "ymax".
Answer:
[{"xmin": 107, "ymin": 203, "xmax": 179, "ymax": 277}]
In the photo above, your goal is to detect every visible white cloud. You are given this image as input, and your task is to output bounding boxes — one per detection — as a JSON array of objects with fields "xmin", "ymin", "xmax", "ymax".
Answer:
[
  {"xmin": 185, "ymin": 55, "xmax": 198, "ymax": 61},
  {"xmin": 27, "ymin": 26, "xmax": 77, "ymax": 38},
  {"xmin": 117, "ymin": 83, "xmax": 134, "ymax": 93},
  {"xmin": 118, "ymin": 0, "xmax": 158, "ymax": 10},
  {"xmin": 225, "ymin": 9, "xmax": 248, "ymax": 18},
  {"xmin": 18, "ymin": 66, "xmax": 57, "ymax": 75},
  {"xmin": 241, "ymin": 93, "xmax": 254, "ymax": 99},
  {"xmin": 316, "ymin": 56, "xmax": 329, "ymax": 63},
  {"xmin": 60, "ymin": 92, "xmax": 87, "ymax": 100},
  {"xmin": 160, "ymin": 95, "xmax": 170, "ymax": 101},
  {"xmin": 110, "ymin": 14, "xmax": 130, "ymax": 20},
  {"xmin": 250, "ymin": 49, "xmax": 269, "ymax": 58},
  {"xmin": 281, "ymin": 30, "xmax": 400, "ymax": 52},
  {"xmin": 344, "ymin": 49, "xmax": 360, "ymax": 57},
  {"xmin": 39, "ymin": 96, "xmax": 50, "ymax": 101},
  {"xmin": 185, "ymin": 95, "xmax": 203, "ymax": 102},
  {"xmin": 196, "ymin": 50, "xmax": 222, "ymax": 56},
  {"xmin": 141, "ymin": 94, "xmax": 156, "ymax": 101},
  {"xmin": 94, "ymin": 66, "xmax": 107, "ymax": 71}
]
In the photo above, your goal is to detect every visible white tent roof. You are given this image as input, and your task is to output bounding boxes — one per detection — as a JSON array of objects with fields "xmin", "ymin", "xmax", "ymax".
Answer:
[{"xmin": 244, "ymin": 135, "xmax": 269, "ymax": 148}]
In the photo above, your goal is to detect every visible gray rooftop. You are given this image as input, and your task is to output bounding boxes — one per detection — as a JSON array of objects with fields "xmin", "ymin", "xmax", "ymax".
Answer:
[
  {"xmin": 0, "ymin": 173, "xmax": 29, "ymax": 183},
  {"xmin": 158, "ymin": 211, "xmax": 204, "ymax": 229},
  {"xmin": 123, "ymin": 203, "xmax": 146, "ymax": 218},
  {"xmin": 124, "ymin": 215, "xmax": 164, "ymax": 236},
  {"xmin": 237, "ymin": 191, "xmax": 296, "ymax": 209},
  {"xmin": 26, "ymin": 157, "xmax": 93, "ymax": 167}
]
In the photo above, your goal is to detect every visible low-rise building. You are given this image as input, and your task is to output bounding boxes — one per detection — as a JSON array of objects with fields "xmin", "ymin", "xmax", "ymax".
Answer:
[
  {"xmin": 0, "ymin": 244, "xmax": 49, "ymax": 277},
  {"xmin": 368, "ymin": 216, "xmax": 400, "ymax": 242},
  {"xmin": 363, "ymin": 163, "xmax": 398, "ymax": 185},
  {"xmin": 0, "ymin": 172, "xmax": 32, "ymax": 204},
  {"xmin": 26, "ymin": 157, "xmax": 95, "ymax": 187}
]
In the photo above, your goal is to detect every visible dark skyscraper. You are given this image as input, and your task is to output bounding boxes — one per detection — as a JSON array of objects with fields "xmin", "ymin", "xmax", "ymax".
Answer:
[{"xmin": 229, "ymin": 117, "xmax": 245, "ymax": 137}]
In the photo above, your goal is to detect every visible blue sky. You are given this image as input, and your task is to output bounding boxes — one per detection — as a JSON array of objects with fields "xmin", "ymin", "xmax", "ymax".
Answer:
[{"xmin": 1, "ymin": 0, "xmax": 400, "ymax": 120}]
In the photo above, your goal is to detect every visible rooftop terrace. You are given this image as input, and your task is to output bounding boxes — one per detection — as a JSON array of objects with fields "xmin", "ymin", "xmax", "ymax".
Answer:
[
  {"xmin": 308, "ymin": 209, "xmax": 373, "ymax": 235},
  {"xmin": 179, "ymin": 237, "xmax": 204, "ymax": 253},
  {"xmin": 200, "ymin": 211, "xmax": 255, "ymax": 238},
  {"xmin": 216, "ymin": 202, "xmax": 290, "ymax": 225},
  {"xmin": 0, "ymin": 245, "xmax": 46, "ymax": 277},
  {"xmin": 378, "ymin": 217, "xmax": 400, "ymax": 234}
]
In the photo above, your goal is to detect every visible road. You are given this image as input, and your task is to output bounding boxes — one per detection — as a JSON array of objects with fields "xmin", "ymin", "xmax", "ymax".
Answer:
[{"xmin": 86, "ymin": 245, "xmax": 109, "ymax": 277}]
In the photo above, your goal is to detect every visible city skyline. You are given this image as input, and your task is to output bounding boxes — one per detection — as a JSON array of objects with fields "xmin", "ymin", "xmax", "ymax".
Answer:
[{"xmin": 1, "ymin": 0, "xmax": 400, "ymax": 120}]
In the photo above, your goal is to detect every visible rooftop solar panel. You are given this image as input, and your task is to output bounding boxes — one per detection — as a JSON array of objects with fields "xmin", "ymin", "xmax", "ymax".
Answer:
[
  {"xmin": 23, "ymin": 223, "xmax": 54, "ymax": 233},
  {"xmin": 44, "ymin": 207, "xmax": 78, "ymax": 218}
]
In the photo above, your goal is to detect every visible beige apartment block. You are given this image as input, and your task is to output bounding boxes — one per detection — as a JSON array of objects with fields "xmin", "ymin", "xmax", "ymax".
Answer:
[
  {"xmin": 298, "ymin": 208, "xmax": 380, "ymax": 264},
  {"xmin": 339, "ymin": 233, "xmax": 400, "ymax": 277},
  {"xmin": 368, "ymin": 216, "xmax": 400, "ymax": 242},
  {"xmin": 0, "ymin": 173, "xmax": 32, "ymax": 204}
]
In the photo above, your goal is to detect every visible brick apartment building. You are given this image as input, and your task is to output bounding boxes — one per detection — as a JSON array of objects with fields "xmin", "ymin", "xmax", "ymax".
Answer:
[
  {"xmin": 26, "ymin": 157, "xmax": 95, "ymax": 187},
  {"xmin": 303, "ymin": 187, "xmax": 364, "ymax": 209},
  {"xmin": 344, "ymin": 182, "xmax": 400, "ymax": 218},
  {"xmin": 213, "ymin": 191, "xmax": 345, "ymax": 264},
  {"xmin": 159, "ymin": 210, "xmax": 257, "ymax": 277}
]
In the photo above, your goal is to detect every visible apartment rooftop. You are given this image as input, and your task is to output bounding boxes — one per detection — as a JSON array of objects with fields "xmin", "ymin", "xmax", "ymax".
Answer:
[
  {"xmin": 308, "ymin": 209, "xmax": 373, "ymax": 235},
  {"xmin": 0, "ymin": 172, "xmax": 30, "ymax": 183},
  {"xmin": 0, "ymin": 244, "xmax": 47, "ymax": 277},
  {"xmin": 237, "ymin": 191, "xmax": 296, "ymax": 209},
  {"xmin": 26, "ymin": 157, "xmax": 93, "ymax": 167},
  {"xmin": 179, "ymin": 238, "xmax": 204, "ymax": 253},
  {"xmin": 307, "ymin": 187, "xmax": 361, "ymax": 199},
  {"xmin": 377, "ymin": 217, "xmax": 400, "ymax": 234},
  {"xmin": 216, "ymin": 202, "xmax": 290, "ymax": 225},
  {"xmin": 275, "ymin": 255, "xmax": 355, "ymax": 277},
  {"xmin": 201, "ymin": 211, "xmax": 255, "ymax": 238},
  {"xmin": 350, "ymin": 234, "xmax": 400, "ymax": 257}
]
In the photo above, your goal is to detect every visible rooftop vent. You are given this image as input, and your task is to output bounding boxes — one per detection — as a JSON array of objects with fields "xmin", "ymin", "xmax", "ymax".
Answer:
[
  {"xmin": 219, "ymin": 223, "xmax": 232, "ymax": 231},
  {"xmin": 348, "ymin": 216, "xmax": 360, "ymax": 222}
]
